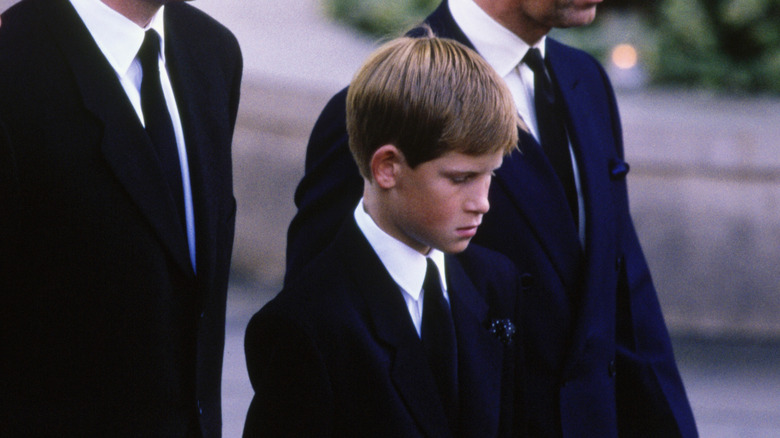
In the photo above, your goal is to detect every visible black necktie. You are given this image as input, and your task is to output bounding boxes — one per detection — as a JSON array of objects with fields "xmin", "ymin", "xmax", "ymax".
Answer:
[
  {"xmin": 524, "ymin": 48, "xmax": 578, "ymax": 225},
  {"xmin": 138, "ymin": 29, "xmax": 185, "ymax": 227},
  {"xmin": 421, "ymin": 258, "xmax": 459, "ymax": 432}
]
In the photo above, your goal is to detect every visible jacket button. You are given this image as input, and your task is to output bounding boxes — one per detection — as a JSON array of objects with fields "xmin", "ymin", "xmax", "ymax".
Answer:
[
  {"xmin": 520, "ymin": 273, "xmax": 534, "ymax": 289},
  {"xmin": 608, "ymin": 360, "xmax": 617, "ymax": 377},
  {"xmin": 615, "ymin": 255, "xmax": 624, "ymax": 272}
]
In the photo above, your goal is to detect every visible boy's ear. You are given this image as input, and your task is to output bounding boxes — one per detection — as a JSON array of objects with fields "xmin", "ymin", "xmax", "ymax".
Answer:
[{"xmin": 370, "ymin": 144, "xmax": 404, "ymax": 189}]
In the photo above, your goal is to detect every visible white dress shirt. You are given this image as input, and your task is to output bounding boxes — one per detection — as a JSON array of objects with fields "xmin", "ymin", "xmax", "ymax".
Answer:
[
  {"xmin": 354, "ymin": 199, "xmax": 449, "ymax": 337},
  {"xmin": 449, "ymin": 0, "xmax": 586, "ymax": 242},
  {"xmin": 69, "ymin": 0, "xmax": 197, "ymax": 270}
]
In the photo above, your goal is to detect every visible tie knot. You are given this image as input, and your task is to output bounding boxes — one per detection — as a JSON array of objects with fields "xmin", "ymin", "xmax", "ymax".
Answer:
[
  {"xmin": 138, "ymin": 30, "xmax": 162, "ymax": 73},
  {"xmin": 523, "ymin": 47, "xmax": 546, "ymax": 75},
  {"xmin": 424, "ymin": 258, "xmax": 441, "ymax": 293}
]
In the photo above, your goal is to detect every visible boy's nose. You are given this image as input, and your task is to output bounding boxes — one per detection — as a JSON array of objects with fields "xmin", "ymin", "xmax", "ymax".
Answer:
[
  {"xmin": 473, "ymin": 195, "xmax": 490, "ymax": 214},
  {"xmin": 466, "ymin": 178, "xmax": 491, "ymax": 214}
]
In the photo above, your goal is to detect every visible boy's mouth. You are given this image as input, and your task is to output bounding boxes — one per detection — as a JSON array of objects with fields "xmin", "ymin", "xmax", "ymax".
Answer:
[{"xmin": 456, "ymin": 224, "xmax": 480, "ymax": 237}]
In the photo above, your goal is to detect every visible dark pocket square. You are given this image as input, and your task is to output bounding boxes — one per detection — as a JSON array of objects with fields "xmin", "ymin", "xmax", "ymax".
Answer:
[{"xmin": 609, "ymin": 159, "xmax": 630, "ymax": 180}]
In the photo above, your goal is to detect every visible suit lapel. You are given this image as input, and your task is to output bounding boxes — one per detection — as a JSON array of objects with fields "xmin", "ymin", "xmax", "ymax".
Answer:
[
  {"xmin": 339, "ymin": 220, "xmax": 452, "ymax": 438},
  {"xmin": 493, "ymin": 136, "xmax": 583, "ymax": 286},
  {"xmin": 446, "ymin": 257, "xmax": 505, "ymax": 438},
  {"xmin": 164, "ymin": 10, "xmax": 219, "ymax": 287},
  {"xmin": 547, "ymin": 39, "xmax": 619, "ymax": 374},
  {"xmin": 39, "ymin": 0, "xmax": 192, "ymax": 276}
]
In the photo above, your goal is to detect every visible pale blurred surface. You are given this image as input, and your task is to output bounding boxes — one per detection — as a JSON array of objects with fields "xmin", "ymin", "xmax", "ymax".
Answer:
[{"xmin": 2, "ymin": 0, "xmax": 779, "ymax": 436}]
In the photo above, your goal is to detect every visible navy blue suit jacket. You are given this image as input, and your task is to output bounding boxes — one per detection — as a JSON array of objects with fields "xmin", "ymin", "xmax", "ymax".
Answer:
[
  {"xmin": 284, "ymin": 2, "xmax": 697, "ymax": 437},
  {"xmin": 245, "ymin": 218, "xmax": 525, "ymax": 437},
  {"xmin": 0, "ymin": 0, "xmax": 241, "ymax": 436}
]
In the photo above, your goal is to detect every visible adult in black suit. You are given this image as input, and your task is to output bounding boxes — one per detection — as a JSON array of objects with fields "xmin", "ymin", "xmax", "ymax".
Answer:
[
  {"xmin": 245, "ymin": 219, "xmax": 524, "ymax": 438},
  {"xmin": 285, "ymin": 0, "xmax": 697, "ymax": 437},
  {"xmin": 0, "ymin": 0, "xmax": 241, "ymax": 436}
]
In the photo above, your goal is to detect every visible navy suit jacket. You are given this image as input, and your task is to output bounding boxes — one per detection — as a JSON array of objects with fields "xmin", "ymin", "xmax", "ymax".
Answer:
[
  {"xmin": 284, "ymin": 2, "xmax": 697, "ymax": 437},
  {"xmin": 245, "ymin": 218, "xmax": 525, "ymax": 437},
  {"xmin": 0, "ymin": 0, "xmax": 241, "ymax": 436}
]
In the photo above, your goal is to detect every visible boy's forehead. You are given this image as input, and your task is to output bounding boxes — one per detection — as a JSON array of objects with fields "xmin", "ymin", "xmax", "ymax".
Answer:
[{"xmin": 434, "ymin": 150, "xmax": 504, "ymax": 170}]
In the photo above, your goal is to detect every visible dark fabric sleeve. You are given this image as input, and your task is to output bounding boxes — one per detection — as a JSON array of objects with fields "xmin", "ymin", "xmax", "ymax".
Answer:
[
  {"xmin": 283, "ymin": 88, "xmax": 363, "ymax": 285},
  {"xmin": 243, "ymin": 309, "xmax": 334, "ymax": 437},
  {"xmin": 0, "ymin": 118, "xmax": 19, "ymax": 276},
  {"xmin": 592, "ymin": 61, "xmax": 697, "ymax": 438}
]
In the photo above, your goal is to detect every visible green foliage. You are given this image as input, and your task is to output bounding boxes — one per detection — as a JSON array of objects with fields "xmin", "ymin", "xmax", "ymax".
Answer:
[
  {"xmin": 325, "ymin": 0, "xmax": 780, "ymax": 94},
  {"xmin": 654, "ymin": 0, "xmax": 780, "ymax": 93},
  {"xmin": 325, "ymin": 0, "xmax": 439, "ymax": 38}
]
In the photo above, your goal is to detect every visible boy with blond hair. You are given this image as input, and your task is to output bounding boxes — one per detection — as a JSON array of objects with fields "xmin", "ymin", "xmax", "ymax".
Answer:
[{"xmin": 243, "ymin": 32, "xmax": 528, "ymax": 438}]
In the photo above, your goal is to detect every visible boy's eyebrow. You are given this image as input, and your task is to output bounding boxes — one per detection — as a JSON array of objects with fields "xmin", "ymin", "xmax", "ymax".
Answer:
[
  {"xmin": 439, "ymin": 156, "xmax": 504, "ymax": 175},
  {"xmin": 441, "ymin": 169, "xmax": 484, "ymax": 176}
]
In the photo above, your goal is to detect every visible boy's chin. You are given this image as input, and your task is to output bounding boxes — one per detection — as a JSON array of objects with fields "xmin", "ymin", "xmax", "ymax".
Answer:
[{"xmin": 438, "ymin": 239, "xmax": 473, "ymax": 254}]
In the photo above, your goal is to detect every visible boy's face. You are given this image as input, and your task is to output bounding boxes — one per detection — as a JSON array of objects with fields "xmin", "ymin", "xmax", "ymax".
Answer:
[{"xmin": 386, "ymin": 150, "xmax": 504, "ymax": 255}]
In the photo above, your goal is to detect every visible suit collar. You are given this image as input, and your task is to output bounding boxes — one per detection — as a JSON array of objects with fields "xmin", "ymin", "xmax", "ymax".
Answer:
[
  {"xmin": 67, "ymin": 0, "xmax": 158, "ymax": 76},
  {"xmin": 353, "ymin": 199, "xmax": 447, "ymax": 303},
  {"xmin": 39, "ymin": 0, "xmax": 194, "ymax": 276},
  {"xmin": 337, "ymin": 219, "xmax": 505, "ymax": 437}
]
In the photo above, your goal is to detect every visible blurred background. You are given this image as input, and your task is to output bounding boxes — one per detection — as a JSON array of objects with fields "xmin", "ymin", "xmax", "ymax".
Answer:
[{"xmin": 2, "ymin": 0, "xmax": 779, "ymax": 436}]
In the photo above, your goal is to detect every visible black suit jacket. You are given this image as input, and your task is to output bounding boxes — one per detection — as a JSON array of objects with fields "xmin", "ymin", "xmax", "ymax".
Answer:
[
  {"xmin": 284, "ymin": 2, "xmax": 697, "ymax": 437},
  {"xmin": 0, "ymin": 1, "xmax": 241, "ymax": 436},
  {"xmin": 245, "ymin": 218, "xmax": 525, "ymax": 437}
]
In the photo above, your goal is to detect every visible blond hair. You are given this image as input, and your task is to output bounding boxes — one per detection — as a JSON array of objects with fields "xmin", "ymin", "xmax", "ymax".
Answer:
[{"xmin": 346, "ymin": 29, "xmax": 521, "ymax": 180}]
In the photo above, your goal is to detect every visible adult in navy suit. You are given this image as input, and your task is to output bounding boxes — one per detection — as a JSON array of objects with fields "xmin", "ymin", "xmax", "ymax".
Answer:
[
  {"xmin": 285, "ymin": 0, "xmax": 697, "ymax": 436},
  {"xmin": 0, "ymin": 0, "xmax": 241, "ymax": 436},
  {"xmin": 245, "ymin": 219, "xmax": 524, "ymax": 438}
]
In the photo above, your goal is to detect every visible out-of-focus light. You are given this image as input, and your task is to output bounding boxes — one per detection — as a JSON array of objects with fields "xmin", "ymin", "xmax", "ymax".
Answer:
[{"xmin": 611, "ymin": 44, "xmax": 638, "ymax": 70}]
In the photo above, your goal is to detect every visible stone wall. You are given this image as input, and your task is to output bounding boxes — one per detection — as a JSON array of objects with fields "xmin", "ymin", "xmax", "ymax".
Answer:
[{"xmin": 620, "ymin": 91, "xmax": 780, "ymax": 339}]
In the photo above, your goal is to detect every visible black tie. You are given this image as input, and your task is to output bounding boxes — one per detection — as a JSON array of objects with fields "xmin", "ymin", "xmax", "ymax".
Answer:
[
  {"xmin": 524, "ymin": 48, "xmax": 578, "ymax": 225},
  {"xmin": 421, "ymin": 258, "xmax": 459, "ymax": 432},
  {"xmin": 138, "ymin": 29, "xmax": 185, "ymax": 227}
]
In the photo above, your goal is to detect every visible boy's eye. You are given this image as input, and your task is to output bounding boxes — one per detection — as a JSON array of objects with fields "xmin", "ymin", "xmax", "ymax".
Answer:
[{"xmin": 450, "ymin": 174, "xmax": 472, "ymax": 184}]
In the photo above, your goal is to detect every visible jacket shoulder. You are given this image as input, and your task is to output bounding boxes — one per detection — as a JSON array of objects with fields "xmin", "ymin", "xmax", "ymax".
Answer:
[
  {"xmin": 0, "ymin": 0, "xmax": 49, "ymax": 57},
  {"xmin": 457, "ymin": 244, "xmax": 521, "ymax": 282},
  {"xmin": 164, "ymin": 3, "xmax": 241, "ymax": 61},
  {"xmin": 259, "ymin": 239, "xmax": 356, "ymax": 328},
  {"xmin": 166, "ymin": 3, "xmax": 234, "ymax": 38},
  {"xmin": 546, "ymin": 37, "xmax": 600, "ymax": 66},
  {"xmin": 546, "ymin": 37, "xmax": 612, "ymax": 87},
  {"xmin": 454, "ymin": 244, "xmax": 523, "ymax": 317}
]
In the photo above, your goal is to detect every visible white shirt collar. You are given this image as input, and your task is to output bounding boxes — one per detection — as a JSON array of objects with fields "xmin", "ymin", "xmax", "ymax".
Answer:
[
  {"xmin": 69, "ymin": 0, "xmax": 166, "ymax": 77},
  {"xmin": 448, "ymin": 0, "xmax": 546, "ymax": 76},
  {"xmin": 354, "ymin": 199, "xmax": 447, "ymax": 300}
]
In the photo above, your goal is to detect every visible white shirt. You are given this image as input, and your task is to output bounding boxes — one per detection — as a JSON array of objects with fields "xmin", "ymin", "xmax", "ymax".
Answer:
[
  {"xmin": 69, "ymin": 0, "xmax": 197, "ymax": 270},
  {"xmin": 449, "ymin": 0, "xmax": 586, "ymax": 242},
  {"xmin": 354, "ymin": 199, "xmax": 449, "ymax": 337}
]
